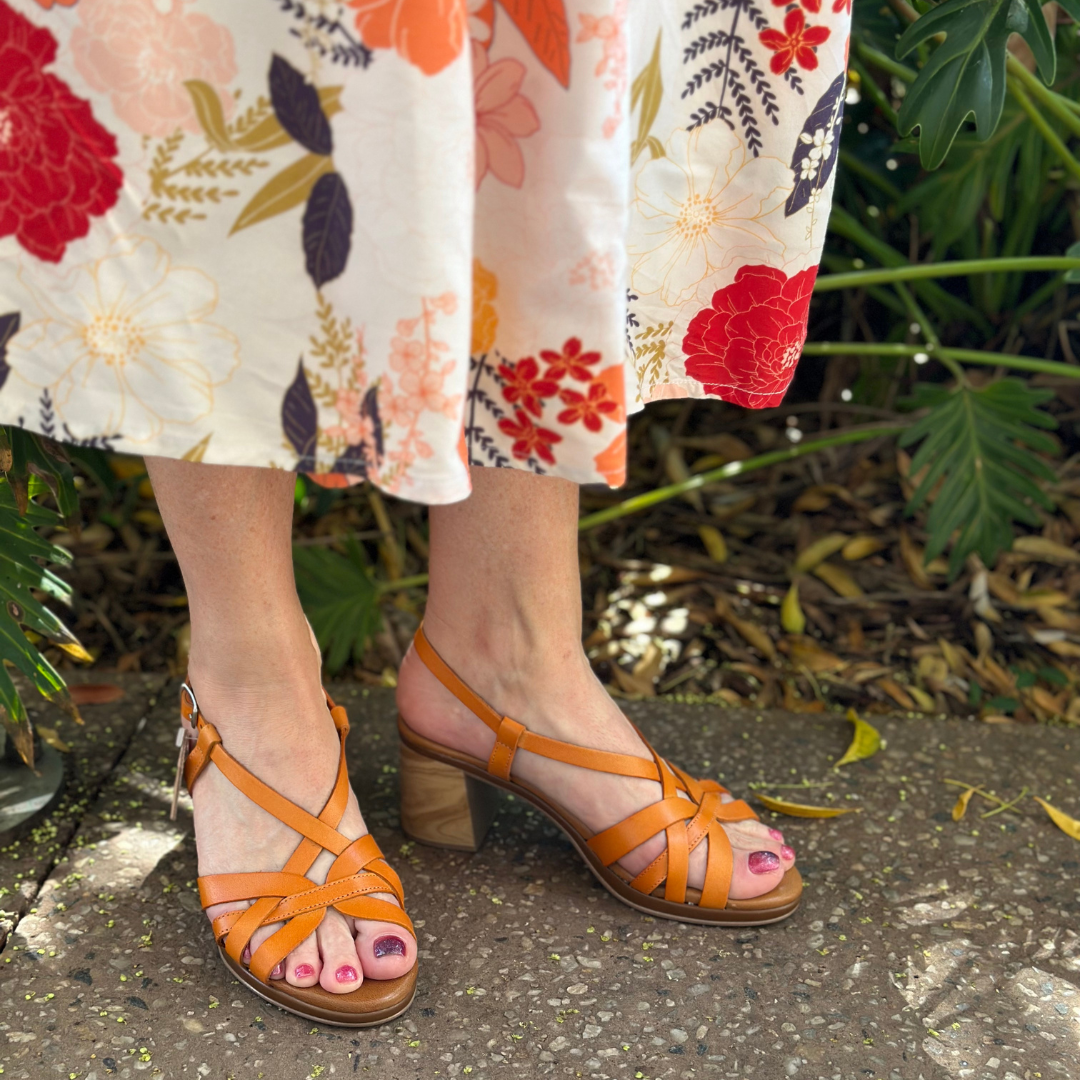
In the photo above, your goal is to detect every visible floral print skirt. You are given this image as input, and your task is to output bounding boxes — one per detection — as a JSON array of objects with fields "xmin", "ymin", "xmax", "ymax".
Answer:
[{"xmin": 0, "ymin": 0, "xmax": 850, "ymax": 505}]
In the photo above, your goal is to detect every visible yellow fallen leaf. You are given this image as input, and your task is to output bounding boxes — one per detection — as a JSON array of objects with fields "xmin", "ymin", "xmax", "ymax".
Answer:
[
  {"xmin": 907, "ymin": 685, "xmax": 936, "ymax": 713},
  {"xmin": 1032, "ymin": 797, "xmax": 1080, "ymax": 841},
  {"xmin": 714, "ymin": 596, "xmax": 775, "ymax": 661},
  {"xmin": 792, "ymin": 487, "xmax": 833, "ymax": 513},
  {"xmin": 834, "ymin": 708, "xmax": 882, "ymax": 769},
  {"xmin": 878, "ymin": 677, "xmax": 916, "ymax": 711},
  {"xmin": 1012, "ymin": 536, "xmax": 1080, "ymax": 565},
  {"xmin": 756, "ymin": 793, "xmax": 859, "ymax": 818},
  {"xmin": 780, "ymin": 581, "xmax": 806, "ymax": 635},
  {"xmin": 35, "ymin": 725, "xmax": 71, "ymax": 753},
  {"xmin": 697, "ymin": 525, "xmax": 728, "ymax": 564},
  {"xmin": 793, "ymin": 533, "xmax": 848, "ymax": 573},
  {"xmin": 842, "ymin": 534, "xmax": 886, "ymax": 561},
  {"xmin": 899, "ymin": 527, "xmax": 931, "ymax": 589},
  {"xmin": 788, "ymin": 636, "xmax": 846, "ymax": 673},
  {"xmin": 952, "ymin": 787, "xmax": 976, "ymax": 822},
  {"xmin": 813, "ymin": 562, "xmax": 864, "ymax": 598}
]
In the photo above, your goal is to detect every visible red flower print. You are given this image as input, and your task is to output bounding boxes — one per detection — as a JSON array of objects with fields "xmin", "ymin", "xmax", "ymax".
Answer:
[
  {"xmin": 540, "ymin": 337, "xmax": 601, "ymax": 382},
  {"xmin": 0, "ymin": 2, "xmax": 122, "ymax": 263},
  {"xmin": 682, "ymin": 264, "xmax": 817, "ymax": 410},
  {"xmin": 759, "ymin": 9, "xmax": 830, "ymax": 75},
  {"xmin": 498, "ymin": 409, "xmax": 562, "ymax": 466},
  {"xmin": 498, "ymin": 356, "xmax": 558, "ymax": 417},
  {"xmin": 832, "ymin": 0, "xmax": 851, "ymax": 13},
  {"xmin": 557, "ymin": 382, "xmax": 619, "ymax": 433}
]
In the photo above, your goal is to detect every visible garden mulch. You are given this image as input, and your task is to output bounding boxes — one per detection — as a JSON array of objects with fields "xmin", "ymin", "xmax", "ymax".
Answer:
[{"xmin": 1, "ymin": 680, "xmax": 1078, "ymax": 1080}]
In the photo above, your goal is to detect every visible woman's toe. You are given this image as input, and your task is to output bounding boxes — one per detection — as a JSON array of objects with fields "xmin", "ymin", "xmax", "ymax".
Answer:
[
  {"xmin": 285, "ymin": 932, "xmax": 321, "ymax": 987},
  {"xmin": 726, "ymin": 835, "xmax": 785, "ymax": 900},
  {"xmin": 316, "ymin": 908, "xmax": 363, "ymax": 994},
  {"xmin": 354, "ymin": 919, "xmax": 415, "ymax": 981}
]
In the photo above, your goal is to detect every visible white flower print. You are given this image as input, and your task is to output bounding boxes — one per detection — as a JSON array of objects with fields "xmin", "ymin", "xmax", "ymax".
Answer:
[
  {"xmin": 9, "ymin": 235, "xmax": 239, "ymax": 442},
  {"xmin": 629, "ymin": 124, "xmax": 793, "ymax": 307}
]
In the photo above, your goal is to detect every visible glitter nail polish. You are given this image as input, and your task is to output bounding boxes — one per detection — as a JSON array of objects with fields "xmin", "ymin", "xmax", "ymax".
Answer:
[
  {"xmin": 781, "ymin": 844, "xmax": 796, "ymax": 861},
  {"xmin": 336, "ymin": 965, "xmax": 359, "ymax": 983},
  {"xmin": 373, "ymin": 936, "xmax": 406, "ymax": 959},
  {"xmin": 294, "ymin": 963, "xmax": 315, "ymax": 979},
  {"xmin": 748, "ymin": 850, "xmax": 781, "ymax": 874},
  {"xmin": 768, "ymin": 828, "xmax": 784, "ymax": 842}
]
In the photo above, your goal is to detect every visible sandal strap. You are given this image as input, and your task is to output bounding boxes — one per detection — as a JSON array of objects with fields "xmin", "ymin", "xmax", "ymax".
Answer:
[
  {"xmin": 413, "ymin": 624, "xmax": 665, "ymax": 781},
  {"xmin": 179, "ymin": 683, "xmax": 412, "ymax": 984},
  {"xmin": 411, "ymin": 626, "xmax": 763, "ymax": 911}
]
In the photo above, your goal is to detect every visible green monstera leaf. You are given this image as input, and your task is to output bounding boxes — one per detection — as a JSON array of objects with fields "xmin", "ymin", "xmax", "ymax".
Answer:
[{"xmin": 896, "ymin": 0, "xmax": 1056, "ymax": 169}]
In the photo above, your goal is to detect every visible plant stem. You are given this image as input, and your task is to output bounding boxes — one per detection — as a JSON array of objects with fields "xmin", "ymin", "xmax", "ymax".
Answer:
[
  {"xmin": 1007, "ymin": 57, "xmax": 1080, "ymax": 142},
  {"xmin": 846, "ymin": 60, "xmax": 899, "ymax": 128},
  {"xmin": 577, "ymin": 424, "xmax": 904, "ymax": 531},
  {"xmin": 800, "ymin": 341, "xmax": 1080, "ymax": 379},
  {"xmin": 815, "ymin": 256, "xmax": 1080, "ymax": 292},
  {"xmin": 1008, "ymin": 80, "xmax": 1080, "ymax": 182},
  {"xmin": 377, "ymin": 573, "xmax": 429, "ymax": 593},
  {"xmin": 854, "ymin": 41, "xmax": 917, "ymax": 83}
]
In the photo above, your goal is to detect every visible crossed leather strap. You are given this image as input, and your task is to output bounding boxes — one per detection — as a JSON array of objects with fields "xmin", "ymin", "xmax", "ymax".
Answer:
[
  {"xmin": 179, "ymin": 684, "xmax": 413, "ymax": 984},
  {"xmin": 412, "ymin": 625, "xmax": 760, "ymax": 910}
]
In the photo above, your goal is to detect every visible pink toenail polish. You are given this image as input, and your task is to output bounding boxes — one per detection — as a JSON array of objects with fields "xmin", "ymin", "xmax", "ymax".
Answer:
[
  {"xmin": 335, "ymin": 965, "xmax": 359, "ymax": 983},
  {"xmin": 748, "ymin": 850, "xmax": 781, "ymax": 874},
  {"xmin": 373, "ymin": 936, "xmax": 406, "ymax": 959},
  {"xmin": 294, "ymin": 964, "xmax": 315, "ymax": 979},
  {"xmin": 781, "ymin": 844, "xmax": 796, "ymax": 861},
  {"xmin": 271, "ymin": 963, "xmax": 284, "ymax": 979},
  {"xmin": 242, "ymin": 947, "xmax": 251, "ymax": 964},
  {"xmin": 768, "ymin": 829, "xmax": 784, "ymax": 842}
]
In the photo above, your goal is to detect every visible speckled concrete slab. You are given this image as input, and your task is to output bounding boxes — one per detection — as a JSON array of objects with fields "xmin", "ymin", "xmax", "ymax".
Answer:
[{"xmin": 1, "ymin": 686, "xmax": 1077, "ymax": 1080}]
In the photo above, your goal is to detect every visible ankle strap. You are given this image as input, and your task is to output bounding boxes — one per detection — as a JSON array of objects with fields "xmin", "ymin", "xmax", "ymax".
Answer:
[{"xmin": 411, "ymin": 624, "xmax": 668, "ymax": 783}]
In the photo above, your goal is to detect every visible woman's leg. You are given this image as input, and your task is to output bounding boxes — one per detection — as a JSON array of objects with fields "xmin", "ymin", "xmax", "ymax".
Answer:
[
  {"xmin": 146, "ymin": 458, "xmax": 415, "ymax": 991},
  {"xmin": 397, "ymin": 466, "xmax": 795, "ymax": 900}
]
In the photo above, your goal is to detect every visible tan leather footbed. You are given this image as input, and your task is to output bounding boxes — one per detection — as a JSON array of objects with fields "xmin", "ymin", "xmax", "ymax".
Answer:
[
  {"xmin": 219, "ymin": 948, "xmax": 417, "ymax": 1027},
  {"xmin": 398, "ymin": 717, "xmax": 801, "ymax": 927}
]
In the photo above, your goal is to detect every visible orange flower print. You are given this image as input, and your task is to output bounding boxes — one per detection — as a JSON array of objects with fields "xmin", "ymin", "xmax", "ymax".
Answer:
[
  {"xmin": 473, "ymin": 40, "xmax": 540, "ymax": 189},
  {"xmin": 556, "ymin": 382, "xmax": 619, "ymax": 433},
  {"xmin": 348, "ymin": 0, "xmax": 468, "ymax": 76},
  {"xmin": 594, "ymin": 429, "xmax": 627, "ymax": 487},
  {"xmin": 471, "ymin": 259, "xmax": 498, "ymax": 354},
  {"xmin": 32, "ymin": 0, "xmax": 78, "ymax": 7},
  {"xmin": 499, "ymin": 357, "xmax": 558, "ymax": 418},
  {"xmin": 498, "ymin": 409, "xmax": 562, "ymax": 465},
  {"xmin": 540, "ymin": 337, "xmax": 601, "ymax": 382},
  {"xmin": 759, "ymin": 10, "xmax": 830, "ymax": 75}
]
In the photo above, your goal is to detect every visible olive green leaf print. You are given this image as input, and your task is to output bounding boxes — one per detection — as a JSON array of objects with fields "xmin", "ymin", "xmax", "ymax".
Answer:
[
  {"xmin": 184, "ymin": 79, "xmax": 235, "ymax": 152},
  {"xmin": 230, "ymin": 152, "xmax": 334, "ymax": 234},
  {"xmin": 630, "ymin": 31, "xmax": 664, "ymax": 166}
]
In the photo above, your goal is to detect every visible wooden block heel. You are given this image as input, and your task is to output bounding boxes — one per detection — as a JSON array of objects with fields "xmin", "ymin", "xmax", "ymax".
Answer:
[{"xmin": 398, "ymin": 738, "xmax": 499, "ymax": 852}]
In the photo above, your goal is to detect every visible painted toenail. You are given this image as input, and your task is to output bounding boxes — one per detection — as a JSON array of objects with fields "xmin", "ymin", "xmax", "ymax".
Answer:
[
  {"xmin": 335, "ymin": 965, "xmax": 359, "ymax": 983},
  {"xmin": 373, "ymin": 936, "xmax": 406, "ymax": 959},
  {"xmin": 242, "ymin": 947, "xmax": 251, "ymax": 964},
  {"xmin": 748, "ymin": 850, "xmax": 781, "ymax": 874},
  {"xmin": 294, "ymin": 964, "xmax": 315, "ymax": 979},
  {"xmin": 781, "ymin": 844, "xmax": 796, "ymax": 861},
  {"xmin": 768, "ymin": 829, "xmax": 784, "ymax": 842},
  {"xmin": 271, "ymin": 963, "xmax": 284, "ymax": 979}
]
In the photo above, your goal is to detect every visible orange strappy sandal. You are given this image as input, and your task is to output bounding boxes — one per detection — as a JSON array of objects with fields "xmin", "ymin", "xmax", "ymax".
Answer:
[
  {"xmin": 174, "ymin": 682, "xmax": 417, "ymax": 1026},
  {"xmin": 397, "ymin": 626, "xmax": 801, "ymax": 926}
]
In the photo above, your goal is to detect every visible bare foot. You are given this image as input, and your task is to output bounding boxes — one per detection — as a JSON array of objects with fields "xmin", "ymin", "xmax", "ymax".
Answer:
[
  {"xmin": 186, "ymin": 655, "xmax": 416, "ymax": 993},
  {"xmin": 396, "ymin": 619, "xmax": 795, "ymax": 902}
]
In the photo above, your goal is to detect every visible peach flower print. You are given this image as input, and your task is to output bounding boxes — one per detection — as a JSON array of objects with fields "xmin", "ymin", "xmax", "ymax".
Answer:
[
  {"xmin": 70, "ymin": 0, "xmax": 237, "ymax": 138},
  {"xmin": 349, "ymin": 0, "xmax": 468, "ymax": 76},
  {"xmin": 32, "ymin": 0, "xmax": 79, "ymax": 8},
  {"xmin": 473, "ymin": 40, "xmax": 540, "ymax": 189},
  {"xmin": 577, "ymin": 1, "xmax": 628, "ymax": 139}
]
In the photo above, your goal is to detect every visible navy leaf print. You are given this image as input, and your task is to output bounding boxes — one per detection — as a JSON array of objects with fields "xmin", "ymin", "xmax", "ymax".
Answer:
[
  {"xmin": 785, "ymin": 72, "xmax": 845, "ymax": 217},
  {"xmin": 0, "ymin": 312, "xmax": 19, "ymax": 394},
  {"xmin": 362, "ymin": 384, "xmax": 383, "ymax": 460},
  {"xmin": 282, "ymin": 359, "xmax": 318, "ymax": 471},
  {"xmin": 269, "ymin": 54, "xmax": 333, "ymax": 155},
  {"xmin": 331, "ymin": 386, "xmax": 383, "ymax": 476},
  {"xmin": 302, "ymin": 172, "xmax": 353, "ymax": 289}
]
